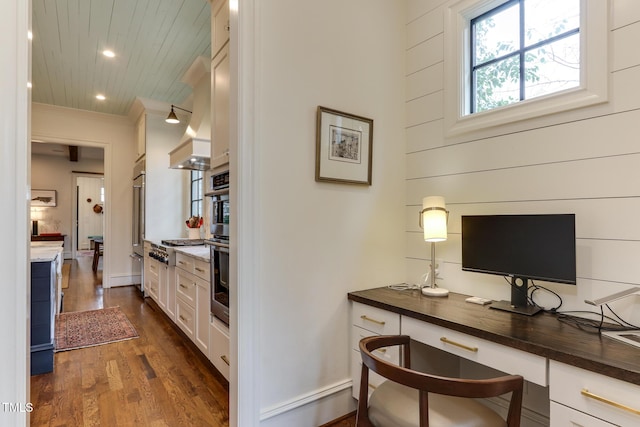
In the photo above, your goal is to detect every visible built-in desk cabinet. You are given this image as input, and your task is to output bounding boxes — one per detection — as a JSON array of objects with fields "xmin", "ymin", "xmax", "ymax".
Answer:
[
  {"xmin": 403, "ymin": 316, "xmax": 547, "ymax": 387},
  {"xmin": 349, "ymin": 290, "xmax": 640, "ymax": 427},
  {"xmin": 350, "ymin": 302, "xmax": 400, "ymax": 399},
  {"xmin": 550, "ymin": 361, "xmax": 640, "ymax": 426}
]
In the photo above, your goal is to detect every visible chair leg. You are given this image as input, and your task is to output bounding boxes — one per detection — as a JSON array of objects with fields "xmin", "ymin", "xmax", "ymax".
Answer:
[{"xmin": 92, "ymin": 247, "xmax": 99, "ymax": 272}]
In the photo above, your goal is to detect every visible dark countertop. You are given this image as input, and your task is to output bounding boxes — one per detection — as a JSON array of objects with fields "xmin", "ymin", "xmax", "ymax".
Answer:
[{"xmin": 348, "ymin": 287, "xmax": 640, "ymax": 386}]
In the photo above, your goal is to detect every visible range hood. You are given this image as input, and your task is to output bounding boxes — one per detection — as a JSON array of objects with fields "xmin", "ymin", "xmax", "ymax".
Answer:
[{"xmin": 169, "ymin": 58, "xmax": 211, "ymax": 170}]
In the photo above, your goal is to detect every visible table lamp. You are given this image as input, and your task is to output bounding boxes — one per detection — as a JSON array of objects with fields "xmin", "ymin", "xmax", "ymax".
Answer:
[
  {"xmin": 31, "ymin": 208, "xmax": 43, "ymax": 236},
  {"xmin": 419, "ymin": 196, "xmax": 449, "ymax": 297}
]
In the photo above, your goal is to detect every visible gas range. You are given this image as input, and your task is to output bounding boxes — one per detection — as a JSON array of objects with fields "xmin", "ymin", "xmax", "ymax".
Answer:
[{"xmin": 149, "ymin": 239, "xmax": 205, "ymax": 265}]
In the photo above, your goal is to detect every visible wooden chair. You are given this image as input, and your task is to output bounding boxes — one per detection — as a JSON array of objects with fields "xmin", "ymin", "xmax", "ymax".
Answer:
[{"xmin": 357, "ymin": 335, "xmax": 523, "ymax": 427}]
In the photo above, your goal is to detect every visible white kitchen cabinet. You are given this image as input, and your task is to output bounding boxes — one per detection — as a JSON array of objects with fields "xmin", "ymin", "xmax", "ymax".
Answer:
[
  {"xmin": 166, "ymin": 264, "xmax": 176, "ymax": 321},
  {"xmin": 210, "ymin": 317, "xmax": 230, "ymax": 381},
  {"xmin": 210, "ymin": 43, "xmax": 230, "ymax": 169},
  {"xmin": 195, "ymin": 276, "xmax": 211, "ymax": 355},
  {"xmin": 147, "ymin": 257, "xmax": 160, "ymax": 302},
  {"xmin": 175, "ymin": 251, "xmax": 210, "ymax": 356},
  {"xmin": 135, "ymin": 113, "xmax": 146, "ymax": 159},
  {"xmin": 211, "ymin": 0, "xmax": 229, "ymax": 60}
]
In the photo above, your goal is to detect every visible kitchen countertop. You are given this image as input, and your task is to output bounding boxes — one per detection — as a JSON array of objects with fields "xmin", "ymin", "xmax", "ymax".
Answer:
[
  {"xmin": 30, "ymin": 242, "xmax": 63, "ymax": 263},
  {"xmin": 173, "ymin": 245, "xmax": 210, "ymax": 262}
]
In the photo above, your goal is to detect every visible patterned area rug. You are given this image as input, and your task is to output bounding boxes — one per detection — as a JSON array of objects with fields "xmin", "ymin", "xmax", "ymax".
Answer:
[{"xmin": 55, "ymin": 307, "xmax": 139, "ymax": 352}]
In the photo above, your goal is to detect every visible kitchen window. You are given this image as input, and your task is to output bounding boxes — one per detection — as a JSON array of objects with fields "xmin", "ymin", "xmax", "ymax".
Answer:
[
  {"xmin": 190, "ymin": 170, "xmax": 203, "ymax": 217},
  {"xmin": 444, "ymin": 0, "xmax": 608, "ymax": 137}
]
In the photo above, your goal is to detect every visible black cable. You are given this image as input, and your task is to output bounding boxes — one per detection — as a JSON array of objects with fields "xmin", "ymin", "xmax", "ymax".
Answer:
[{"xmin": 604, "ymin": 303, "xmax": 640, "ymax": 330}]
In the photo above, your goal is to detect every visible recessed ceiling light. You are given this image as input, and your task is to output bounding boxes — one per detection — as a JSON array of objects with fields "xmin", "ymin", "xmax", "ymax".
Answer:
[
  {"xmin": 96, "ymin": 94, "xmax": 106, "ymax": 101},
  {"xmin": 102, "ymin": 50, "xmax": 115, "ymax": 58},
  {"xmin": 27, "ymin": 31, "xmax": 33, "ymax": 40},
  {"xmin": 27, "ymin": 82, "xmax": 32, "ymax": 89}
]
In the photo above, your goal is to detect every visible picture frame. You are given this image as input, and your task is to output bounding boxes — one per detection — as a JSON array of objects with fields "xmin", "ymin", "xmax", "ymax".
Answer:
[
  {"xmin": 31, "ymin": 190, "xmax": 57, "ymax": 207},
  {"xmin": 316, "ymin": 106, "xmax": 373, "ymax": 185}
]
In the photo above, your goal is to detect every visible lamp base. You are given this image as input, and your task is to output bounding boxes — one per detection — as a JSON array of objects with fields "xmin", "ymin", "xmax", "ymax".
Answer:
[{"xmin": 422, "ymin": 287, "xmax": 449, "ymax": 297}]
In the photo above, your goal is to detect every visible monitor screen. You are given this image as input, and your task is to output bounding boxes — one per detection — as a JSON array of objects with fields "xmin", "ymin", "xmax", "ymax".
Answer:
[{"xmin": 461, "ymin": 214, "xmax": 576, "ymax": 315}]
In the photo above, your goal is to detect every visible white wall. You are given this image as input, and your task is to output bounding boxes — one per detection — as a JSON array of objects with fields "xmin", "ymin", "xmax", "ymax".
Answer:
[
  {"xmin": 143, "ymin": 112, "xmax": 191, "ymax": 241},
  {"xmin": 0, "ymin": 0, "xmax": 30, "ymax": 424},
  {"xmin": 31, "ymin": 153, "xmax": 104, "ymax": 256},
  {"xmin": 405, "ymin": 0, "xmax": 640, "ymax": 322},
  {"xmin": 31, "ymin": 103, "xmax": 136, "ymax": 288},
  {"xmin": 247, "ymin": 1, "xmax": 407, "ymax": 425}
]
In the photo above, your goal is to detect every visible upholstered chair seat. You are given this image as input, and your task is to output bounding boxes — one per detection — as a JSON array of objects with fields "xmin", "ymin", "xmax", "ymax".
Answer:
[{"xmin": 357, "ymin": 335, "xmax": 523, "ymax": 427}]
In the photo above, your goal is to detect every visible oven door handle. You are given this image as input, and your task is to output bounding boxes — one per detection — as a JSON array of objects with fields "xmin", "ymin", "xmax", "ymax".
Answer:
[{"xmin": 205, "ymin": 240, "xmax": 230, "ymax": 251}]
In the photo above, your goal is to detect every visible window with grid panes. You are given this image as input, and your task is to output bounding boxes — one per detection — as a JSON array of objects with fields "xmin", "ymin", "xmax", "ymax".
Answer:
[
  {"xmin": 470, "ymin": 0, "xmax": 580, "ymax": 114},
  {"xmin": 190, "ymin": 170, "xmax": 203, "ymax": 217}
]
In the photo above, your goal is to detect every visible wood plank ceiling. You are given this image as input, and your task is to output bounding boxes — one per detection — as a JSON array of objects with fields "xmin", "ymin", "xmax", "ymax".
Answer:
[{"xmin": 31, "ymin": 0, "xmax": 211, "ymax": 116}]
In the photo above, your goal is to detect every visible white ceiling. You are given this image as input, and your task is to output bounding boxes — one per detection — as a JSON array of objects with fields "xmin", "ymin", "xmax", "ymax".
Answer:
[{"xmin": 31, "ymin": 0, "xmax": 211, "ymax": 117}]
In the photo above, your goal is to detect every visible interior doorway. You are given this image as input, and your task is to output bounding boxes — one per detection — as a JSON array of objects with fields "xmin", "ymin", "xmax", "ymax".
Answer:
[{"xmin": 74, "ymin": 174, "xmax": 105, "ymax": 255}]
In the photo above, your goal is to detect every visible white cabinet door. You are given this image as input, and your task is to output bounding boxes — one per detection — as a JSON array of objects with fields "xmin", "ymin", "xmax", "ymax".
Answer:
[
  {"xmin": 210, "ymin": 43, "xmax": 230, "ymax": 169},
  {"xmin": 195, "ymin": 276, "xmax": 211, "ymax": 355},
  {"xmin": 210, "ymin": 317, "xmax": 230, "ymax": 380},
  {"xmin": 211, "ymin": 0, "xmax": 229, "ymax": 59},
  {"xmin": 157, "ymin": 263, "xmax": 167, "ymax": 311},
  {"xmin": 166, "ymin": 265, "xmax": 176, "ymax": 321}
]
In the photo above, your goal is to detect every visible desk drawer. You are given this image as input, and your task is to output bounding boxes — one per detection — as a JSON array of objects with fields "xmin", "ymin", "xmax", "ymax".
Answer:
[
  {"xmin": 352, "ymin": 302, "xmax": 400, "ymax": 335},
  {"xmin": 402, "ymin": 316, "xmax": 547, "ymax": 386},
  {"xmin": 550, "ymin": 402, "xmax": 614, "ymax": 427},
  {"xmin": 549, "ymin": 361, "xmax": 640, "ymax": 426},
  {"xmin": 351, "ymin": 325, "xmax": 400, "ymax": 360},
  {"xmin": 351, "ymin": 349, "xmax": 394, "ymax": 400}
]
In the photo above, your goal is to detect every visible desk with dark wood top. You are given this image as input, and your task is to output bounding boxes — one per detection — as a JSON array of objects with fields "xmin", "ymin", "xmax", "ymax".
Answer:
[{"xmin": 348, "ymin": 287, "xmax": 640, "ymax": 386}]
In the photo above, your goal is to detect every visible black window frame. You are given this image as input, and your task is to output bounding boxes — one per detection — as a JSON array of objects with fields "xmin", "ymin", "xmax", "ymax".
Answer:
[
  {"xmin": 470, "ymin": 0, "xmax": 580, "ymax": 114},
  {"xmin": 190, "ymin": 170, "xmax": 204, "ymax": 217}
]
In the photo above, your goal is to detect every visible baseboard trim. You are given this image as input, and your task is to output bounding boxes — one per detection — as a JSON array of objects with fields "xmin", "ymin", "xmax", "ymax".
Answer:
[{"xmin": 259, "ymin": 379, "xmax": 353, "ymax": 421}]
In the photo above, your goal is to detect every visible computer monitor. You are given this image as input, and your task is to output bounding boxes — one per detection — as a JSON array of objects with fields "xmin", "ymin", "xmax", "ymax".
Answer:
[{"xmin": 461, "ymin": 214, "xmax": 576, "ymax": 316}]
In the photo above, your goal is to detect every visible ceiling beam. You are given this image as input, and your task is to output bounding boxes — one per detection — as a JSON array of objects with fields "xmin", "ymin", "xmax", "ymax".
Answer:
[{"xmin": 68, "ymin": 145, "xmax": 79, "ymax": 162}]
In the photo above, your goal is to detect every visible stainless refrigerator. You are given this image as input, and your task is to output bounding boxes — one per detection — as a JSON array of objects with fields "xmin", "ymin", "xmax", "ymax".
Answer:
[{"xmin": 131, "ymin": 157, "xmax": 145, "ymax": 294}]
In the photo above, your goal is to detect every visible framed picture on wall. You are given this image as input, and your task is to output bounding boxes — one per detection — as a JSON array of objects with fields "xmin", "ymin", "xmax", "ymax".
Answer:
[
  {"xmin": 31, "ymin": 190, "xmax": 57, "ymax": 207},
  {"xmin": 315, "ymin": 106, "xmax": 373, "ymax": 185}
]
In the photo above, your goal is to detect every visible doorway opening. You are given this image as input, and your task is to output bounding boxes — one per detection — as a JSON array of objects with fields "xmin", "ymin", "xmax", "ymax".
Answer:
[{"xmin": 73, "ymin": 174, "xmax": 105, "ymax": 258}]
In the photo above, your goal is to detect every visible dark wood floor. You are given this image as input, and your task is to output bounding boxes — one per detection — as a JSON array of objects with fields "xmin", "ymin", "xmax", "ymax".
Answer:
[{"xmin": 30, "ymin": 257, "xmax": 230, "ymax": 426}]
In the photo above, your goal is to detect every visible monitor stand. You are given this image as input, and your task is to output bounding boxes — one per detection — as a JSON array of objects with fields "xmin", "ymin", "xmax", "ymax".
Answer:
[
  {"xmin": 489, "ymin": 276, "xmax": 542, "ymax": 316},
  {"xmin": 490, "ymin": 300, "xmax": 541, "ymax": 316}
]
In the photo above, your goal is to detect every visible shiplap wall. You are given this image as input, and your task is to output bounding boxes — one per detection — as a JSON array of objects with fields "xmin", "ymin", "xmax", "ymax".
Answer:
[{"xmin": 405, "ymin": 0, "xmax": 640, "ymax": 322}]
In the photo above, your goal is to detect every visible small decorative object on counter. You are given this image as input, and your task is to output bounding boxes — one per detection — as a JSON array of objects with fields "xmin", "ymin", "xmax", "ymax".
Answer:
[
  {"xmin": 186, "ymin": 216, "xmax": 203, "ymax": 229},
  {"xmin": 186, "ymin": 216, "xmax": 203, "ymax": 239}
]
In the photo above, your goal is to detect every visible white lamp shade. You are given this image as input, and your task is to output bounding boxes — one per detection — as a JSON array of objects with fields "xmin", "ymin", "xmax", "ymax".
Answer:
[
  {"xmin": 422, "ymin": 196, "xmax": 447, "ymax": 242},
  {"xmin": 31, "ymin": 208, "xmax": 44, "ymax": 221}
]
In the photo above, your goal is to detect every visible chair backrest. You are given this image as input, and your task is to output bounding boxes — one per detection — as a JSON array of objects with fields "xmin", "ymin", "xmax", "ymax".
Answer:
[{"xmin": 357, "ymin": 335, "xmax": 523, "ymax": 427}]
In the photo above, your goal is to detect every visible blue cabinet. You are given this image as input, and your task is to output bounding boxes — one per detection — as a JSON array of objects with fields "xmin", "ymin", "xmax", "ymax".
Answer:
[{"xmin": 31, "ymin": 260, "xmax": 55, "ymax": 375}]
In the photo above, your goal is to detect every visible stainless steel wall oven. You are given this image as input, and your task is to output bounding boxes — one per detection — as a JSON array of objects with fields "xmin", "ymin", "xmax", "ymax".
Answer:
[
  {"xmin": 208, "ymin": 239, "xmax": 229, "ymax": 325},
  {"xmin": 205, "ymin": 170, "xmax": 230, "ymax": 325}
]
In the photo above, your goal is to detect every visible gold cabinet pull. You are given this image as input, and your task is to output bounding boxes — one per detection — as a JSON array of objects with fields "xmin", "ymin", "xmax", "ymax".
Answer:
[
  {"xmin": 195, "ymin": 267, "xmax": 205, "ymax": 273},
  {"xmin": 440, "ymin": 337, "xmax": 478, "ymax": 353},
  {"xmin": 360, "ymin": 315, "xmax": 385, "ymax": 326},
  {"xmin": 179, "ymin": 284, "xmax": 187, "ymax": 289},
  {"xmin": 179, "ymin": 315, "xmax": 187, "ymax": 322},
  {"xmin": 221, "ymin": 355, "xmax": 230, "ymax": 365},
  {"xmin": 581, "ymin": 389, "xmax": 640, "ymax": 416}
]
